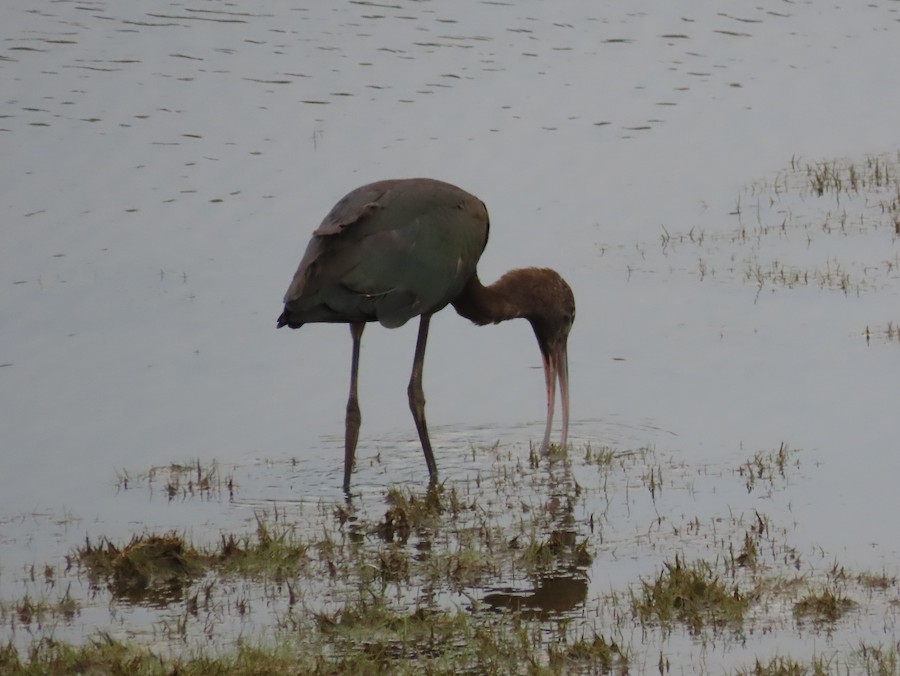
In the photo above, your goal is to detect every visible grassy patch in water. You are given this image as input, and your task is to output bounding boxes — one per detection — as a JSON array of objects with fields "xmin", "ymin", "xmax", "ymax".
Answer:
[
  {"xmin": 631, "ymin": 553, "xmax": 749, "ymax": 635},
  {"xmin": 77, "ymin": 532, "xmax": 207, "ymax": 606},
  {"xmin": 4, "ymin": 440, "xmax": 900, "ymax": 673},
  {"xmin": 116, "ymin": 459, "xmax": 233, "ymax": 502},
  {"xmin": 0, "ymin": 589, "xmax": 78, "ymax": 627},
  {"xmin": 793, "ymin": 586, "xmax": 858, "ymax": 626},
  {"xmin": 738, "ymin": 442, "xmax": 798, "ymax": 495},
  {"xmin": 650, "ymin": 151, "xmax": 900, "ymax": 302}
]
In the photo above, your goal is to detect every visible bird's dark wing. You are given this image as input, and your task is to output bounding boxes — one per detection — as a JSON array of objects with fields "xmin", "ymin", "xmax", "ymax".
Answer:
[
  {"xmin": 279, "ymin": 179, "xmax": 488, "ymax": 329},
  {"xmin": 313, "ymin": 181, "xmax": 391, "ymax": 236}
]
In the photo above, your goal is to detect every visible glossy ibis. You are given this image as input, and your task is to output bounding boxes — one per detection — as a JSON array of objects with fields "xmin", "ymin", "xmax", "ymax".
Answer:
[{"xmin": 277, "ymin": 178, "xmax": 574, "ymax": 492}]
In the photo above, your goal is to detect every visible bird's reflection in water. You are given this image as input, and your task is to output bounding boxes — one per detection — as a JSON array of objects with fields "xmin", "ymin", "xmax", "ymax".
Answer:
[{"xmin": 482, "ymin": 574, "xmax": 588, "ymax": 619}]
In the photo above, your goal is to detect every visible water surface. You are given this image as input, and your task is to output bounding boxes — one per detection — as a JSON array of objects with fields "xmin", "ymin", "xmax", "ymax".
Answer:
[{"xmin": 2, "ymin": 0, "xmax": 900, "ymax": 669}]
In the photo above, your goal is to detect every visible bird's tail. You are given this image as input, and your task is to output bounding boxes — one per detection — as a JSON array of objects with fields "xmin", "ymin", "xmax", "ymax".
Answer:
[{"xmin": 276, "ymin": 311, "xmax": 303, "ymax": 329}]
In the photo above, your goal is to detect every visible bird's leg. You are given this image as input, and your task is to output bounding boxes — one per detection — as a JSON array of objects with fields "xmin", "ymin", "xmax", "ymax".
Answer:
[
  {"xmin": 343, "ymin": 322, "xmax": 365, "ymax": 493},
  {"xmin": 539, "ymin": 350, "xmax": 557, "ymax": 455},
  {"xmin": 408, "ymin": 313, "xmax": 439, "ymax": 482},
  {"xmin": 557, "ymin": 347, "xmax": 570, "ymax": 453}
]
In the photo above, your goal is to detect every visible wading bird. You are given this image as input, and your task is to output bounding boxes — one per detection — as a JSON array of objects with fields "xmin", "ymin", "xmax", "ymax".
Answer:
[{"xmin": 277, "ymin": 178, "xmax": 574, "ymax": 492}]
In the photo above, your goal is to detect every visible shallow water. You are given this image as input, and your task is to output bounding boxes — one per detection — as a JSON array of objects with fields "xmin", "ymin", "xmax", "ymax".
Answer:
[{"xmin": 2, "ymin": 0, "xmax": 900, "ymax": 669}]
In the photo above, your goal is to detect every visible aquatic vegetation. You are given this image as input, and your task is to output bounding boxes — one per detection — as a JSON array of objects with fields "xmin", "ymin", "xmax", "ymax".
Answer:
[
  {"xmin": 1, "ymin": 439, "xmax": 899, "ymax": 673},
  {"xmin": 793, "ymin": 586, "xmax": 858, "ymax": 626},
  {"xmin": 650, "ymin": 151, "xmax": 900, "ymax": 303},
  {"xmin": 631, "ymin": 553, "xmax": 749, "ymax": 635}
]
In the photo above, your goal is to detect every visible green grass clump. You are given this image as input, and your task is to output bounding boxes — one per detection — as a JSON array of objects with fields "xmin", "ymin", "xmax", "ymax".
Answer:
[
  {"xmin": 855, "ymin": 571, "xmax": 896, "ymax": 591},
  {"xmin": 78, "ymin": 532, "xmax": 206, "ymax": 606},
  {"xmin": 216, "ymin": 516, "xmax": 310, "ymax": 581},
  {"xmin": 548, "ymin": 632, "xmax": 628, "ymax": 673},
  {"xmin": 378, "ymin": 484, "xmax": 445, "ymax": 542},
  {"xmin": 77, "ymin": 521, "xmax": 312, "ymax": 607},
  {"xmin": 632, "ymin": 554, "xmax": 749, "ymax": 634},
  {"xmin": 793, "ymin": 586, "xmax": 857, "ymax": 625}
]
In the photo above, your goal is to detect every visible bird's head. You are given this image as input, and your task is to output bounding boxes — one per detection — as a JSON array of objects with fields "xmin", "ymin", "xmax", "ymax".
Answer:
[
  {"xmin": 526, "ymin": 269, "xmax": 575, "ymax": 356},
  {"xmin": 523, "ymin": 269, "xmax": 574, "ymax": 455},
  {"xmin": 452, "ymin": 266, "xmax": 574, "ymax": 454}
]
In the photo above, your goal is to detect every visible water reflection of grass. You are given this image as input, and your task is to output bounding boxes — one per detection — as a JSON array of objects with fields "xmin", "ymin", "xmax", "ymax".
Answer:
[{"xmin": 1, "ymin": 443, "xmax": 898, "ymax": 674}]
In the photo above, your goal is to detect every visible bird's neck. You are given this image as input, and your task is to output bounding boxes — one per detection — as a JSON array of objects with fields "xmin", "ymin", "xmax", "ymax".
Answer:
[{"xmin": 451, "ymin": 271, "xmax": 532, "ymax": 326}]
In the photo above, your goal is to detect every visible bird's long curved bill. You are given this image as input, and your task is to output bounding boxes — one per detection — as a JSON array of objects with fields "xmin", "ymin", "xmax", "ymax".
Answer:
[{"xmin": 539, "ymin": 343, "xmax": 570, "ymax": 454}]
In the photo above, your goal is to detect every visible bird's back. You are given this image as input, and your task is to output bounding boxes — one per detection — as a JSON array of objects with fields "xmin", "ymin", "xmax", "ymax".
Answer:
[{"xmin": 278, "ymin": 178, "xmax": 489, "ymax": 329}]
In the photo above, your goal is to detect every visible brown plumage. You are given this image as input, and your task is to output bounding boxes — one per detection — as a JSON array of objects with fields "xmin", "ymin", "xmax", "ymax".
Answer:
[{"xmin": 278, "ymin": 178, "xmax": 574, "ymax": 493}]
